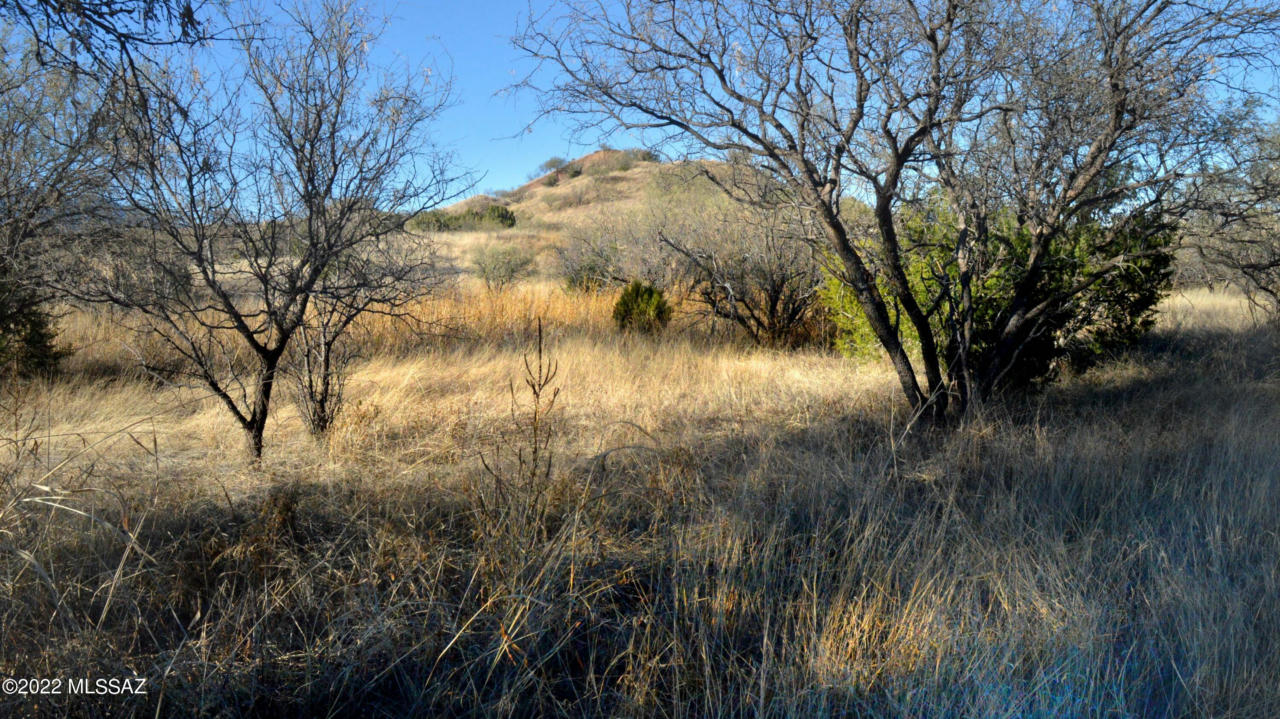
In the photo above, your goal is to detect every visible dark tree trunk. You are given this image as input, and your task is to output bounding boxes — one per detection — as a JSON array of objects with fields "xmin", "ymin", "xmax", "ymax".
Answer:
[
  {"xmin": 872, "ymin": 194, "xmax": 948, "ymax": 420},
  {"xmin": 244, "ymin": 354, "xmax": 281, "ymax": 460},
  {"xmin": 817, "ymin": 210, "xmax": 928, "ymax": 412}
]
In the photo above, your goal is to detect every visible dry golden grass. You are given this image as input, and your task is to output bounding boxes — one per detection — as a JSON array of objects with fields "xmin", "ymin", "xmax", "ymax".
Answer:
[
  {"xmin": 1, "ymin": 287, "xmax": 1277, "ymax": 717},
  {"xmin": 424, "ymin": 229, "xmax": 559, "ymax": 275}
]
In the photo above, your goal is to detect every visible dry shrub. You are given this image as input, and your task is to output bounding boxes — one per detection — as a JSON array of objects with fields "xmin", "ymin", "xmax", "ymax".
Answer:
[{"xmin": 473, "ymin": 243, "xmax": 538, "ymax": 292}]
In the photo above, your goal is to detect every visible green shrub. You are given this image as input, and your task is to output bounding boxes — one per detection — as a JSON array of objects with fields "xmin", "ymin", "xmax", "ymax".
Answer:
[
  {"xmin": 407, "ymin": 209, "xmax": 452, "ymax": 232},
  {"xmin": 820, "ymin": 206, "xmax": 1173, "ymax": 389},
  {"xmin": 819, "ymin": 269, "xmax": 915, "ymax": 360},
  {"xmin": 1046, "ymin": 214, "xmax": 1174, "ymax": 373},
  {"xmin": 612, "ymin": 280, "xmax": 672, "ymax": 333},
  {"xmin": 409, "ymin": 203, "xmax": 517, "ymax": 233},
  {"xmin": 481, "ymin": 204, "xmax": 517, "ymax": 228},
  {"xmin": 0, "ymin": 284, "xmax": 64, "ymax": 376}
]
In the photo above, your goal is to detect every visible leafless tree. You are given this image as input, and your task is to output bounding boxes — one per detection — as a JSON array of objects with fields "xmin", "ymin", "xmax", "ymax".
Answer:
[
  {"xmin": 69, "ymin": 0, "xmax": 463, "ymax": 456},
  {"xmin": 559, "ymin": 165, "xmax": 824, "ymax": 346},
  {"xmin": 473, "ymin": 243, "xmax": 537, "ymax": 293},
  {"xmin": 649, "ymin": 169, "xmax": 826, "ymax": 347},
  {"xmin": 521, "ymin": 0, "xmax": 1280, "ymax": 417},
  {"xmin": 1188, "ymin": 126, "xmax": 1280, "ymax": 312},
  {"xmin": 921, "ymin": 1, "xmax": 1279, "ymax": 404},
  {"xmin": 559, "ymin": 208, "xmax": 684, "ymax": 292},
  {"xmin": 0, "ymin": 0, "xmax": 214, "ymax": 376},
  {"xmin": 658, "ymin": 213, "xmax": 824, "ymax": 347},
  {"xmin": 0, "ymin": 37, "xmax": 116, "ymax": 372},
  {"xmin": 521, "ymin": 0, "xmax": 984, "ymax": 416},
  {"xmin": 0, "ymin": 0, "xmax": 208, "ymax": 75}
]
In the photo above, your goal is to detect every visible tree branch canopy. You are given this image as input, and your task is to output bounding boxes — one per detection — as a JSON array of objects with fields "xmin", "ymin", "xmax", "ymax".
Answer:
[
  {"xmin": 62, "ymin": 0, "xmax": 466, "ymax": 457},
  {"xmin": 0, "ymin": 0, "xmax": 210, "ymax": 74},
  {"xmin": 521, "ymin": 0, "xmax": 1280, "ymax": 415}
]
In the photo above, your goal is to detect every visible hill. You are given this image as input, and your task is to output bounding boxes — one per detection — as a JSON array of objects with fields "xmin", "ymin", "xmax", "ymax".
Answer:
[
  {"xmin": 436, "ymin": 148, "xmax": 716, "ymax": 233},
  {"xmin": 417, "ymin": 148, "xmax": 730, "ymax": 279}
]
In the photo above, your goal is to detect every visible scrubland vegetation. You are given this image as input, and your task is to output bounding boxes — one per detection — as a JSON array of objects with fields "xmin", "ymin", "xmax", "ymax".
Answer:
[
  {"xmin": 3, "ymin": 0, "xmax": 1280, "ymax": 716},
  {"xmin": 2, "ymin": 283, "xmax": 1278, "ymax": 717}
]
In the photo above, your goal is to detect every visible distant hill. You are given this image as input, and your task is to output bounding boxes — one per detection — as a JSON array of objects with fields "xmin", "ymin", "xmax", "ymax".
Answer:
[
  {"xmin": 416, "ymin": 148, "xmax": 744, "ymax": 245},
  {"xmin": 432, "ymin": 149, "xmax": 678, "ymax": 232}
]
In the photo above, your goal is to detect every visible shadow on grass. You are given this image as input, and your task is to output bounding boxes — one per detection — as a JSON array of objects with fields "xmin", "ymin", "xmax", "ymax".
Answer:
[{"xmin": 2, "ymin": 320, "xmax": 1277, "ymax": 717}]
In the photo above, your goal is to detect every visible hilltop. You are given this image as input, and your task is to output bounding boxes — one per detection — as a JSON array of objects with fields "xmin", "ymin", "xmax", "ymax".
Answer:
[
  {"xmin": 412, "ymin": 148, "xmax": 732, "ymax": 276},
  {"xmin": 430, "ymin": 148, "xmax": 721, "ymax": 233}
]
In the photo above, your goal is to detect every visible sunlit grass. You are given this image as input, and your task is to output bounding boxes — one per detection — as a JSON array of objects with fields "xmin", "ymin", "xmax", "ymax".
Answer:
[{"xmin": 1, "ymin": 286, "xmax": 1276, "ymax": 716}]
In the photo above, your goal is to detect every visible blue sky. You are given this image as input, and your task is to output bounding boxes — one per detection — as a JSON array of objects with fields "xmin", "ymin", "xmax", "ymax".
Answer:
[
  {"xmin": 238, "ymin": 1, "xmax": 1280, "ymax": 198},
  {"xmin": 377, "ymin": 0, "xmax": 625, "ymax": 194}
]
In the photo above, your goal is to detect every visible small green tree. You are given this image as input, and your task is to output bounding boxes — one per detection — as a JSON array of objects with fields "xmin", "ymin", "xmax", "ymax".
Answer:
[
  {"xmin": 0, "ymin": 285, "xmax": 64, "ymax": 376},
  {"xmin": 537, "ymin": 156, "xmax": 568, "ymax": 175},
  {"xmin": 612, "ymin": 280, "xmax": 672, "ymax": 333}
]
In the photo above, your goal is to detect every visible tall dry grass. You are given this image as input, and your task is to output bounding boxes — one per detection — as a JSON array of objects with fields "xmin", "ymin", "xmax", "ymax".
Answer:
[{"xmin": 1, "ymin": 287, "xmax": 1277, "ymax": 717}]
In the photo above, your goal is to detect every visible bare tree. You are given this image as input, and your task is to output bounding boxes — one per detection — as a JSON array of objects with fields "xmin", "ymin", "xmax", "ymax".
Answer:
[
  {"xmin": 0, "ymin": 0, "xmax": 207, "ymax": 74},
  {"xmin": 521, "ymin": 0, "xmax": 1280, "ymax": 417},
  {"xmin": 920, "ymin": 1, "xmax": 1279, "ymax": 403},
  {"xmin": 649, "ymin": 169, "xmax": 825, "ymax": 347},
  {"xmin": 520, "ymin": 0, "xmax": 981, "ymax": 416},
  {"xmin": 1189, "ymin": 126, "xmax": 1280, "ymax": 312},
  {"xmin": 0, "ymin": 0, "xmax": 214, "ymax": 377},
  {"xmin": 0, "ymin": 37, "xmax": 116, "ymax": 372},
  {"xmin": 559, "ymin": 207, "xmax": 685, "ymax": 292},
  {"xmin": 473, "ymin": 243, "xmax": 536, "ymax": 293},
  {"xmin": 559, "ymin": 165, "xmax": 825, "ymax": 347},
  {"xmin": 70, "ymin": 0, "xmax": 462, "ymax": 456}
]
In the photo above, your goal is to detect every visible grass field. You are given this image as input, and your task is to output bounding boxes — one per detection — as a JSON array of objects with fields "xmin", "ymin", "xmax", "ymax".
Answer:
[{"xmin": 1, "ymin": 286, "xmax": 1277, "ymax": 717}]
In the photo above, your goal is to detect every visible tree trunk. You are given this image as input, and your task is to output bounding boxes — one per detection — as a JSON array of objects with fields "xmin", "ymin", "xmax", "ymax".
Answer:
[
  {"xmin": 873, "ymin": 195, "xmax": 948, "ymax": 420},
  {"xmin": 949, "ymin": 225, "xmax": 977, "ymax": 417},
  {"xmin": 245, "ymin": 355, "xmax": 281, "ymax": 460},
  {"xmin": 816, "ymin": 209, "xmax": 927, "ymax": 412}
]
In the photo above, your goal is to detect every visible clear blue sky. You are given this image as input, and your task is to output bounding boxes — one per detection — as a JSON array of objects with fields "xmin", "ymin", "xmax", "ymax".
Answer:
[{"xmin": 377, "ymin": 0, "xmax": 627, "ymax": 195}]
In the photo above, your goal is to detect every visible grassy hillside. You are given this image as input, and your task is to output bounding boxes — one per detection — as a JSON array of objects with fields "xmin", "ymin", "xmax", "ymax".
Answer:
[
  {"xmin": 442, "ymin": 150, "xmax": 723, "ymax": 227},
  {"xmin": 405, "ymin": 150, "xmax": 717, "ymax": 302},
  {"xmin": 499, "ymin": 149, "xmax": 666, "ymax": 227}
]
